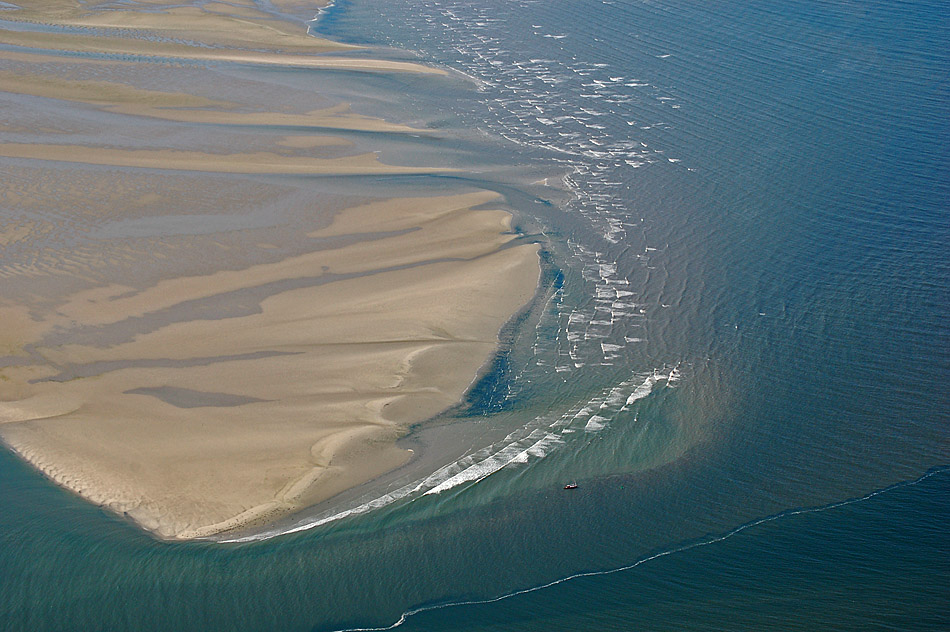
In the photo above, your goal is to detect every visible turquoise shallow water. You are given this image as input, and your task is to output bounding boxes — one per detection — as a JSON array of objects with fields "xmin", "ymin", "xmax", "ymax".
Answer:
[{"xmin": 1, "ymin": 0, "xmax": 948, "ymax": 629}]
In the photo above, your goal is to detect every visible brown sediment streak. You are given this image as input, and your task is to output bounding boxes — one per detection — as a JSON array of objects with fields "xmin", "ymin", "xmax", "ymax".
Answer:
[{"xmin": 0, "ymin": 1, "xmax": 540, "ymax": 539}]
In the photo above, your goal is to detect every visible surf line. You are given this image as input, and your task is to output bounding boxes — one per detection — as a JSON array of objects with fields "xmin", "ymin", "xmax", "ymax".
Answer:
[
  {"xmin": 221, "ymin": 367, "xmax": 676, "ymax": 543},
  {"xmin": 331, "ymin": 465, "xmax": 949, "ymax": 632}
]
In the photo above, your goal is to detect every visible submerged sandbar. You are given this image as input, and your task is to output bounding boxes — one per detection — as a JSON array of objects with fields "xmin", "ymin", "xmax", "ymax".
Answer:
[{"xmin": 0, "ymin": 0, "xmax": 540, "ymax": 539}]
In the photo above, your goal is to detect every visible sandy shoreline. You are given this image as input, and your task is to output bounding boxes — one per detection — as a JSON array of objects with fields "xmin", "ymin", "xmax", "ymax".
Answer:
[{"xmin": 0, "ymin": 1, "xmax": 541, "ymax": 539}]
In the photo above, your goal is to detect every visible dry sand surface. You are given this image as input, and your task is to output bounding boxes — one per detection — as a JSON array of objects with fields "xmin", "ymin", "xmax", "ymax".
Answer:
[{"xmin": 0, "ymin": 1, "xmax": 541, "ymax": 538}]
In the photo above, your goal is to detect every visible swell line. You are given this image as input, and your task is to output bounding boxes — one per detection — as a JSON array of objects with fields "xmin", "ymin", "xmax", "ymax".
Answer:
[{"xmin": 331, "ymin": 465, "xmax": 949, "ymax": 632}]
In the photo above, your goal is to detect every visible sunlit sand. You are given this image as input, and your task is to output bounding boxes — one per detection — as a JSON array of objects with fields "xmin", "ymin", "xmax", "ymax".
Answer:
[{"xmin": 0, "ymin": 0, "xmax": 540, "ymax": 539}]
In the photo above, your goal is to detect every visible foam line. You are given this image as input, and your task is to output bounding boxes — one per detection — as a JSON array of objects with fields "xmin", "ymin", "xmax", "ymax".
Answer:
[
  {"xmin": 331, "ymin": 466, "xmax": 949, "ymax": 632},
  {"xmin": 221, "ymin": 368, "xmax": 674, "ymax": 543}
]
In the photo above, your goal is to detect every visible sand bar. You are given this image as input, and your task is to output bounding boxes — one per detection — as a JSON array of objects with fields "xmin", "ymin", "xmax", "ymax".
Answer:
[
  {"xmin": 0, "ymin": 193, "xmax": 539, "ymax": 539},
  {"xmin": 0, "ymin": 1, "xmax": 541, "ymax": 538}
]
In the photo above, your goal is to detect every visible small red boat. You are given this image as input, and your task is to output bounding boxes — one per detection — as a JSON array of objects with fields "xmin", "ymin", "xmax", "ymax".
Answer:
[{"xmin": 563, "ymin": 482, "xmax": 578, "ymax": 490}]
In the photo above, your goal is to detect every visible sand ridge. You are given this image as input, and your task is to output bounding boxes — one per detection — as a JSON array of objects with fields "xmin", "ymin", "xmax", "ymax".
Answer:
[{"xmin": 0, "ymin": 143, "xmax": 451, "ymax": 175}]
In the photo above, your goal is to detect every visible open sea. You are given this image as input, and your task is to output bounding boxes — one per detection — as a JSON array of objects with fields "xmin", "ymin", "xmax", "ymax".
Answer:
[{"xmin": 1, "ymin": 0, "xmax": 947, "ymax": 629}]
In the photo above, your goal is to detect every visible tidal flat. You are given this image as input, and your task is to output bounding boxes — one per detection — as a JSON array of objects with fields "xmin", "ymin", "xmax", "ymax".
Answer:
[{"xmin": 0, "ymin": 0, "xmax": 540, "ymax": 539}]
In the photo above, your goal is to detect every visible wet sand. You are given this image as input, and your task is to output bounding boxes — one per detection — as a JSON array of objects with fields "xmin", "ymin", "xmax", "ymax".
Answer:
[{"xmin": 0, "ymin": 1, "xmax": 540, "ymax": 539}]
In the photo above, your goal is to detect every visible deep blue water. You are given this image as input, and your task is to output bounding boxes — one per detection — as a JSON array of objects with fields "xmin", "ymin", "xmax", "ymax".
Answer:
[{"xmin": 1, "ymin": 0, "xmax": 947, "ymax": 629}]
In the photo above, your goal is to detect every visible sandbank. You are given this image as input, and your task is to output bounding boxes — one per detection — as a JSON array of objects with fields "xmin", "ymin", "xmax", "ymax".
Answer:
[
  {"xmin": 0, "ymin": 193, "xmax": 539, "ymax": 539},
  {"xmin": 0, "ymin": 0, "xmax": 542, "ymax": 539}
]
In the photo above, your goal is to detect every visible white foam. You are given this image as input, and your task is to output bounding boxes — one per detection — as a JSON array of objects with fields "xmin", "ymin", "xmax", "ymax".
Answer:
[
  {"xmin": 624, "ymin": 373, "xmax": 663, "ymax": 407},
  {"xmin": 584, "ymin": 415, "xmax": 607, "ymax": 431},
  {"xmin": 667, "ymin": 365, "xmax": 682, "ymax": 383}
]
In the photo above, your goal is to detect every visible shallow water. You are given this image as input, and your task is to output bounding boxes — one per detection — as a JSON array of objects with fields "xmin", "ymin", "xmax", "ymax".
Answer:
[{"xmin": 1, "ymin": 0, "xmax": 947, "ymax": 629}]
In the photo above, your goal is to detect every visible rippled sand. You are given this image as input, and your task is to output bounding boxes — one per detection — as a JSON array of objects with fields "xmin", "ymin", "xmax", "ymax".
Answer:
[{"xmin": 0, "ymin": 0, "xmax": 539, "ymax": 539}]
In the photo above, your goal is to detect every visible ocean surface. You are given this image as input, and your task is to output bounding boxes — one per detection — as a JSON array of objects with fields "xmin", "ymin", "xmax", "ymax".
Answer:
[{"xmin": 1, "ymin": 0, "xmax": 947, "ymax": 629}]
